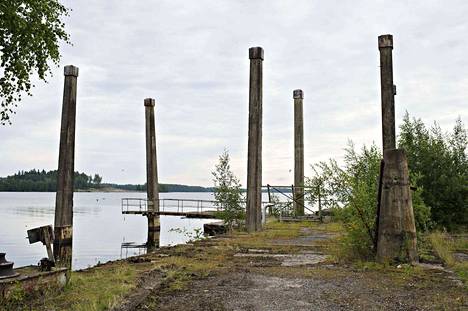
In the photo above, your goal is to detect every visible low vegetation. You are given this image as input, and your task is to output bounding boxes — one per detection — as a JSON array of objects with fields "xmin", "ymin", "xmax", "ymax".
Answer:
[{"xmin": 426, "ymin": 231, "xmax": 468, "ymax": 284}]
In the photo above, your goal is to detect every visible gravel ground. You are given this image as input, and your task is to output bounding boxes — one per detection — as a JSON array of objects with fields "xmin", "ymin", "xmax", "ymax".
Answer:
[
  {"xmin": 124, "ymin": 226, "xmax": 467, "ymax": 311},
  {"xmin": 142, "ymin": 267, "xmax": 466, "ymax": 311}
]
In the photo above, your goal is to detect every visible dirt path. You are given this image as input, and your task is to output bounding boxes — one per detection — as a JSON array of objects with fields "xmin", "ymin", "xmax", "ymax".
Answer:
[{"xmin": 115, "ymin": 222, "xmax": 467, "ymax": 311}]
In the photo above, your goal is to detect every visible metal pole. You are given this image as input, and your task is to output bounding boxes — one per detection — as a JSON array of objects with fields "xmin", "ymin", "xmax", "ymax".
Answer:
[
  {"xmin": 53, "ymin": 65, "xmax": 78, "ymax": 270},
  {"xmin": 246, "ymin": 47, "xmax": 264, "ymax": 232},
  {"xmin": 318, "ymin": 183, "xmax": 323, "ymax": 223}
]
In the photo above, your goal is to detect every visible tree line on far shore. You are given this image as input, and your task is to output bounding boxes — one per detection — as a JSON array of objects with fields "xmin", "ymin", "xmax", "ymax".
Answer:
[
  {"xmin": 0, "ymin": 169, "xmax": 214, "ymax": 193},
  {"xmin": 0, "ymin": 170, "xmax": 101, "ymax": 192}
]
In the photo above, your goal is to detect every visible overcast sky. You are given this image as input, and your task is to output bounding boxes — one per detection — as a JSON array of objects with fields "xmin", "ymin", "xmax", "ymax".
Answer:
[{"xmin": 0, "ymin": 0, "xmax": 467, "ymax": 186}]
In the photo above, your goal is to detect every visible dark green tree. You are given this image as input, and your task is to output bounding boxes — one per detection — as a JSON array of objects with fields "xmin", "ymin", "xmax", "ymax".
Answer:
[
  {"xmin": 398, "ymin": 113, "xmax": 467, "ymax": 230},
  {"xmin": 93, "ymin": 174, "xmax": 102, "ymax": 186},
  {"xmin": 0, "ymin": 0, "xmax": 71, "ymax": 124},
  {"xmin": 0, "ymin": 169, "xmax": 98, "ymax": 191}
]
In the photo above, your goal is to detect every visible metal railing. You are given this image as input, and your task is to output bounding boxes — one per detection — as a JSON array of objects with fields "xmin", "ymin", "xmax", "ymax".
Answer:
[
  {"xmin": 121, "ymin": 198, "xmax": 148, "ymax": 212},
  {"xmin": 121, "ymin": 198, "xmax": 226, "ymax": 214}
]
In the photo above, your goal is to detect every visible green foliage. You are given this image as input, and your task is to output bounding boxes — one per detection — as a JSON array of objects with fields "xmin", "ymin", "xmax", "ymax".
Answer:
[
  {"xmin": 92, "ymin": 174, "xmax": 102, "ymax": 185},
  {"xmin": 0, "ymin": 0, "xmax": 71, "ymax": 124},
  {"xmin": 398, "ymin": 113, "xmax": 467, "ymax": 230},
  {"xmin": 212, "ymin": 149, "xmax": 245, "ymax": 229},
  {"xmin": 307, "ymin": 141, "xmax": 431, "ymax": 261},
  {"xmin": 268, "ymin": 193, "xmax": 294, "ymax": 217},
  {"xmin": 311, "ymin": 142, "xmax": 382, "ymax": 260},
  {"xmin": 0, "ymin": 169, "xmax": 102, "ymax": 191},
  {"xmin": 409, "ymin": 172, "xmax": 432, "ymax": 232}
]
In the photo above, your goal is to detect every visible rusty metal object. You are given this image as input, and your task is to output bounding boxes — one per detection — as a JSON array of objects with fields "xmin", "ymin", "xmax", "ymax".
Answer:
[
  {"xmin": 38, "ymin": 258, "xmax": 55, "ymax": 272},
  {"xmin": 0, "ymin": 253, "xmax": 19, "ymax": 280}
]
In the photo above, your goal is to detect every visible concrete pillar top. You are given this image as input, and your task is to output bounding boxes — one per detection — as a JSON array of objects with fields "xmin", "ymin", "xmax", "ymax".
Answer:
[
  {"xmin": 64, "ymin": 65, "xmax": 79, "ymax": 77},
  {"xmin": 144, "ymin": 98, "xmax": 156, "ymax": 107},
  {"xmin": 378, "ymin": 34, "xmax": 393, "ymax": 49},
  {"xmin": 293, "ymin": 89, "xmax": 304, "ymax": 99},
  {"xmin": 249, "ymin": 47, "xmax": 264, "ymax": 60}
]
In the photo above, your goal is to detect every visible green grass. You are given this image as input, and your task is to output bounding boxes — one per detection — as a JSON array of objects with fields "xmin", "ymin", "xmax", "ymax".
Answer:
[
  {"xmin": 428, "ymin": 231, "xmax": 468, "ymax": 285},
  {"xmin": 429, "ymin": 231, "xmax": 456, "ymax": 266},
  {"xmin": 45, "ymin": 263, "xmax": 141, "ymax": 311}
]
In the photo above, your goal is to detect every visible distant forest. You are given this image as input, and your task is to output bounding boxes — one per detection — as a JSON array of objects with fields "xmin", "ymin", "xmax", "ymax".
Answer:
[{"xmin": 0, "ymin": 169, "xmax": 213, "ymax": 192}]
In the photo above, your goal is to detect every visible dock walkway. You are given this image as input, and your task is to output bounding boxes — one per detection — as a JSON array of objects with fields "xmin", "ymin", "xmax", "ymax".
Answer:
[{"xmin": 121, "ymin": 198, "xmax": 223, "ymax": 219}]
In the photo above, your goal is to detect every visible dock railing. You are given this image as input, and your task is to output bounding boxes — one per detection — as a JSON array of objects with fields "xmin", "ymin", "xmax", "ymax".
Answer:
[{"xmin": 121, "ymin": 198, "xmax": 225, "ymax": 214}]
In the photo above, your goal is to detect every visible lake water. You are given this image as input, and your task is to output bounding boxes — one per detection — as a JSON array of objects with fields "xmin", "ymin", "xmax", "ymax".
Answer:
[{"xmin": 0, "ymin": 192, "xmax": 220, "ymax": 270}]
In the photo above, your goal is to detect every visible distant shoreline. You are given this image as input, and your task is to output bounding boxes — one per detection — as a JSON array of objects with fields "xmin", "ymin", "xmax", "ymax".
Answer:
[{"xmin": 0, "ymin": 186, "xmax": 214, "ymax": 193}]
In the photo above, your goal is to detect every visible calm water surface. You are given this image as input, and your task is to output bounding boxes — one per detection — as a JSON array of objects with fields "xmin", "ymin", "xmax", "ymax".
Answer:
[{"xmin": 0, "ymin": 192, "xmax": 218, "ymax": 270}]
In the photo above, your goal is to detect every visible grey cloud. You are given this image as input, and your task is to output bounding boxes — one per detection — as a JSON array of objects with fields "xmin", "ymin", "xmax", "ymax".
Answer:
[{"xmin": 1, "ymin": 0, "xmax": 467, "ymax": 186}]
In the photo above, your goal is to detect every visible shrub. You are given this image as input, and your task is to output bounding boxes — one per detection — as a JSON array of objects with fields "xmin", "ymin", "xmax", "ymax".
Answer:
[
  {"xmin": 212, "ymin": 150, "xmax": 245, "ymax": 230},
  {"xmin": 307, "ymin": 141, "xmax": 431, "ymax": 261}
]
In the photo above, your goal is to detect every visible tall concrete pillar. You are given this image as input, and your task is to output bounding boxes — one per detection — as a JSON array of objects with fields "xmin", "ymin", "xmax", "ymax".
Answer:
[
  {"xmin": 376, "ymin": 35, "xmax": 418, "ymax": 263},
  {"xmin": 378, "ymin": 34, "xmax": 396, "ymax": 152},
  {"xmin": 376, "ymin": 149, "xmax": 418, "ymax": 263},
  {"xmin": 246, "ymin": 47, "xmax": 263, "ymax": 232},
  {"xmin": 54, "ymin": 65, "xmax": 79, "ymax": 269},
  {"xmin": 293, "ymin": 89, "xmax": 304, "ymax": 216},
  {"xmin": 144, "ymin": 98, "xmax": 160, "ymax": 248}
]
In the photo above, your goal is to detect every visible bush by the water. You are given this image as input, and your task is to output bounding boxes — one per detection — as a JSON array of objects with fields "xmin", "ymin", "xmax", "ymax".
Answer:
[{"xmin": 212, "ymin": 150, "xmax": 245, "ymax": 229}]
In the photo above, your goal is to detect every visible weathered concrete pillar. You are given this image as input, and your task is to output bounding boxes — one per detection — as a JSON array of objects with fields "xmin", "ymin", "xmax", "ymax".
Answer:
[
  {"xmin": 293, "ymin": 90, "xmax": 304, "ymax": 216},
  {"xmin": 54, "ymin": 65, "xmax": 78, "ymax": 269},
  {"xmin": 246, "ymin": 47, "xmax": 263, "ymax": 232},
  {"xmin": 144, "ymin": 98, "xmax": 160, "ymax": 248},
  {"xmin": 376, "ymin": 149, "xmax": 418, "ymax": 263},
  {"xmin": 378, "ymin": 34, "xmax": 396, "ymax": 152}
]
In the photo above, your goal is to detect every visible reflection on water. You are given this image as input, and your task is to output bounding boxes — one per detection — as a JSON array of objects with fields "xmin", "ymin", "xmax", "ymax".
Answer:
[{"xmin": 0, "ymin": 192, "xmax": 218, "ymax": 270}]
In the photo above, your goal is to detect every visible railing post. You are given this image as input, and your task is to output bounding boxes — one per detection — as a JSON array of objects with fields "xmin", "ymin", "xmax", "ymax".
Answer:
[
  {"xmin": 318, "ymin": 184, "xmax": 323, "ymax": 223},
  {"xmin": 54, "ymin": 65, "xmax": 79, "ymax": 271}
]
